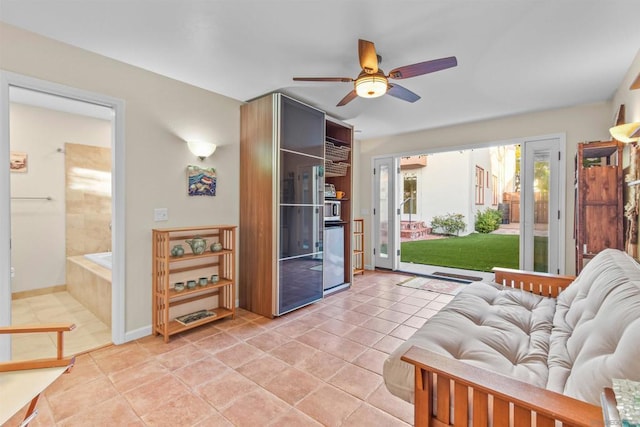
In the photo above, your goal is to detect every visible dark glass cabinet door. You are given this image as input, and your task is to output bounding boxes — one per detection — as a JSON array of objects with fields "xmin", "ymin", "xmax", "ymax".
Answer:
[
  {"xmin": 278, "ymin": 257, "xmax": 323, "ymax": 314},
  {"xmin": 277, "ymin": 94, "xmax": 324, "ymax": 315},
  {"xmin": 279, "ymin": 206, "xmax": 323, "ymax": 259},
  {"xmin": 280, "ymin": 151, "xmax": 324, "ymax": 205},
  {"xmin": 280, "ymin": 95, "xmax": 324, "ymax": 157}
]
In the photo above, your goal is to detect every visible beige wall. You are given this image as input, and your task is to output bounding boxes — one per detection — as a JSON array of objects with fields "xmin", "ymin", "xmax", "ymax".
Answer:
[
  {"xmin": 9, "ymin": 103, "xmax": 111, "ymax": 293},
  {"xmin": 355, "ymin": 102, "xmax": 613, "ymax": 275},
  {"xmin": 1, "ymin": 22, "xmax": 242, "ymax": 335}
]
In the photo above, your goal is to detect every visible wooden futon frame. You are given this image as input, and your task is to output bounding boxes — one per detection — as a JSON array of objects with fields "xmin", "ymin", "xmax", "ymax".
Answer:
[{"xmin": 401, "ymin": 268, "xmax": 605, "ymax": 427}]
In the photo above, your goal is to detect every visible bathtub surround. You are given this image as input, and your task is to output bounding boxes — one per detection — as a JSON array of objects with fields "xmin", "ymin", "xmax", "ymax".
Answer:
[
  {"xmin": 83, "ymin": 251, "xmax": 112, "ymax": 270},
  {"xmin": 66, "ymin": 255, "xmax": 111, "ymax": 326},
  {"xmin": 65, "ymin": 142, "xmax": 112, "ymax": 257},
  {"xmin": 62, "ymin": 142, "xmax": 112, "ymax": 330}
]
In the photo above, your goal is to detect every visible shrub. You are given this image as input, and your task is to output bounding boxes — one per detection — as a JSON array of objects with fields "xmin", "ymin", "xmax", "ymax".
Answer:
[
  {"xmin": 475, "ymin": 208, "xmax": 503, "ymax": 233},
  {"xmin": 430, "ymin": 213, "xmax": 466, "ymax": 236}
]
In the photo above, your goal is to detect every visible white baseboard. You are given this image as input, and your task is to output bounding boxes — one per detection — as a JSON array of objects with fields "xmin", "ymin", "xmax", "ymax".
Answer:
[{"xmin": 124, "ymin": 325, "xmax": 152, "ymax": 343}]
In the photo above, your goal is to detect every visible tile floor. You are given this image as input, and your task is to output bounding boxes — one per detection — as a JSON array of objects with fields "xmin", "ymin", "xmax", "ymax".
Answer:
[
  {"xmin": 7, "ymin": 270, "xmax": 456, "ymax": 426},
  {"xmin": 11, "ymin": 291, "xmax": 112, "ymax": 360}
]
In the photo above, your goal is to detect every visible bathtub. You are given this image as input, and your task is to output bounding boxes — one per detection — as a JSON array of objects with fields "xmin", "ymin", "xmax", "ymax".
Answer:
[
  {"xmin": 83, "ymin": 251, "xmax": 112, "ymax": 270},
  {"xmin": 67, "ymin": 252, "xmax": 112, "ymax": 325}
]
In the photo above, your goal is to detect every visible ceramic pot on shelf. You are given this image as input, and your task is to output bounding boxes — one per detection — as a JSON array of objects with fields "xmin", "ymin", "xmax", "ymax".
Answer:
[
  {"xmin": 210, "ymin": 242, "xmax": 223, "ymax": 252},
  {"xmin": 170, "ymin": 244, "xmax": 185, "ymax": 257},
  {"xmin": 185, "ymin": 236, "xmax": 207, "ymax": 255}
]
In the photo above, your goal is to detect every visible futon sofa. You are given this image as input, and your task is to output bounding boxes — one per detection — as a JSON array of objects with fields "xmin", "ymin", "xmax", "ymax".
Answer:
[{"xmin": 383, "ymin": 249, "xmax": 640, "ymax": 426}]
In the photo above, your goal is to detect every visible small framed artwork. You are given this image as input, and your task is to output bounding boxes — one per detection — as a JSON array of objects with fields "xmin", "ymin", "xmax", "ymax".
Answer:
[
  {"xmin": 187, "ymin": 165, "xmax": 217, "ymax": 196},
  {"xmin": 10, "ymin": 151, "xmax": 27, "ymax": 173}
]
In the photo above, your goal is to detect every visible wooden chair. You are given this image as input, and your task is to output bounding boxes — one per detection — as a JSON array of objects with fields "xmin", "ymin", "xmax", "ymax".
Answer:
[{"xmin": 0, "ymin": 323, "xmax": 76, "ymax": 426}]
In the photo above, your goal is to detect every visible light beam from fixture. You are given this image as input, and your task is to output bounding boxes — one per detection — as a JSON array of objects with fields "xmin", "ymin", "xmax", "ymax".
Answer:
[
  {"xmin": 187, "ymin": 140, "xmax": 217, "ymax": 160},
  {"xmin": 609, "ymin": 122, "xmax": 640, "ymax": 143}
]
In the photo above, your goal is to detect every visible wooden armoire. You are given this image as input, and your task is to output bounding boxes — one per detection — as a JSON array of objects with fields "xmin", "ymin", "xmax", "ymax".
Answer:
[
  {"xmin": 239, "ymin": 93, "xmax": 354, "ymax": 318},
  {"xmin": 574, "ymin": 140, "xmax": 624, "ymax": 273}
]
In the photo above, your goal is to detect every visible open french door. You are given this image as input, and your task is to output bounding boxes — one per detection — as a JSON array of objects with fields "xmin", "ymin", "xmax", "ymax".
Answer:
[
  {"xmin": 520, "ymin": 136, "xmax": 565, "ymax": 274},
  {"xmin": 373, "ymin": 157, "xmax": 399, "ymax": 269}
]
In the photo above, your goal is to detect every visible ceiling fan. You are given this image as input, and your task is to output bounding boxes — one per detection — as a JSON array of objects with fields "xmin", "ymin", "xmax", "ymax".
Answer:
[{"xmin": 293, "ymin": 39, "xmax": 457, "ymax": 107}]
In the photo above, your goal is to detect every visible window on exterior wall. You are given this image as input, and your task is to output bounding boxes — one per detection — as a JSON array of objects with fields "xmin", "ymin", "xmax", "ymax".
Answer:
[
  {"xmin": 492, "ymin": 174, "xmax": 499, "ymax": 205},
  {"xmin": 403, "ymin": 174, "xmax": 417, "ymax": 214},
  {"xmin": 475, "ymin": 166, "xmax": 484, "ymax": 205}
]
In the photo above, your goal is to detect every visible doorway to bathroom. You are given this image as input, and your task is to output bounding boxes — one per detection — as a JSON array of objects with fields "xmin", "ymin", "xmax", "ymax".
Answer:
[
  {"xmin": 0, "ymin": 72, "xmax": 125, "ymax": 361},
  {"xmin": 10, "ymin": 89, "xmax": 113, "ymax": 358}
]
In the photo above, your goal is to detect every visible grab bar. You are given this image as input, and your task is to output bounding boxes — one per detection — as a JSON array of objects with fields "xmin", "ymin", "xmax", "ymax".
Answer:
[{"xmin": 11, "ymin": 196, "xmax": 52, "ymax": 201}]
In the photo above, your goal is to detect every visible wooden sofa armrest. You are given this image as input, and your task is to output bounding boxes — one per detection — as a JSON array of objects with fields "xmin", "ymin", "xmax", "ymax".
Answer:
[
  {"xmin": 402, "ymin": 346, "xmax": 603, "ymax": 427},
  {"xmin": 492, "ymin": 267, "xmax": 576, "ymax": 298},
  {"xmin": 0, "ymin": 323, "xmax": 76, "ymax": 372}
]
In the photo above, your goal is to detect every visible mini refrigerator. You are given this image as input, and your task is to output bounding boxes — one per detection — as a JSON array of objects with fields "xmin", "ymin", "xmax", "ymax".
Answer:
[{"xmin": 324, "ymin": 224, "xmax": 345, "ymax": 290}]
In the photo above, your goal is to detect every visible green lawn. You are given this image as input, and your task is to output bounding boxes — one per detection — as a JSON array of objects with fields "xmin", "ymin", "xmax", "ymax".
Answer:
[{"xmin": 401, "ymin": 233, "xmax": 520, "ymax": 272}]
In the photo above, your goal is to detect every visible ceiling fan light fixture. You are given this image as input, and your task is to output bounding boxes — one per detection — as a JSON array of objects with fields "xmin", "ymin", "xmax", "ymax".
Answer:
[{"xmin": 355, "ymin": 74, "xmax": 388, "ymax": 98}]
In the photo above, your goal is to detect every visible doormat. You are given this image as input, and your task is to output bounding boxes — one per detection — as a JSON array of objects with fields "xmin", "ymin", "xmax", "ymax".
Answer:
[
  {"xmin": 432, "ymin": 271, "xmax": 483, "ymax": 283},
  {"xmin": 397, "ymin": 276, "xmax": 465, "ymax": 295}
]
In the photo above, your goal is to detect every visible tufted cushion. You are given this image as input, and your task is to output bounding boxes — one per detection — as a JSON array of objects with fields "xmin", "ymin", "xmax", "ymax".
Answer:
[
  {"xmin": 383, "ymin": 282, "xmax": 557, "ymax": 403},
  {"xmin": 547, "ymin": 249, "xmax": 640, "ymax": 404}
]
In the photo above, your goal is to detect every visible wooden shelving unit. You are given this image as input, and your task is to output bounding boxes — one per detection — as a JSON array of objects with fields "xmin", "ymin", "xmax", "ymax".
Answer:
[
  {"xmin": 325, "ymin": 117, "xmax": 354, "ymax": 285},
  {"xmin": 353, "ymin": 218, "xmax": 365, "ymax": 275},
  {"xmin": 574, "ymin": 141, "xmax": 623, "ymax": 273},
  {"xmin": 152, "ymin": 225, "xmax": 236, "ymax": 342}
]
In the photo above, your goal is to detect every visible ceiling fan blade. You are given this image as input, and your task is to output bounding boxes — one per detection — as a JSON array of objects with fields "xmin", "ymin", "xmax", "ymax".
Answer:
[
  {"xmin": 388, "ymin": 56, "xmax": 457, "ymax": 79},
  {"xmin": 358, "ymin": 39, "xmax": 378, "ymax": 74},
  {"xmin": 293, "ymin": 77, "xmax": 353, "ymax": 82},
  {"xmin": 387, "ymin": 84, "xmax": 421, "ymax": 103},
  {"xmin": 337, "ymin": 90, "xmax": 358, "ymax": 107}
]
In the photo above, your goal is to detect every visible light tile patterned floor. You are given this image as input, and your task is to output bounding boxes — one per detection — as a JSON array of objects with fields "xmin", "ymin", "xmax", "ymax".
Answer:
[
  {"xmin": 7, "ymin": 271, "xmax": 456, "ymax": 426},
  {"xmin": 11, "ymin": 291, "xmax": 112, "ymax": 360}
]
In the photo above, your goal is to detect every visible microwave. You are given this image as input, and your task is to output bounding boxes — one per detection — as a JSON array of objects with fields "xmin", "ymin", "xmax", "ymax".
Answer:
[{"xmin": 324, "ymin": 200, "xmax": 341, "ymax": 221}]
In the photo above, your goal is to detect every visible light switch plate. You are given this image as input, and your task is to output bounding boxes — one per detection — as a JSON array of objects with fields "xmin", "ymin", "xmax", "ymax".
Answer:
[{"xmin": 154, "ymin": 208, "xmax": 168, "ymax": 221}]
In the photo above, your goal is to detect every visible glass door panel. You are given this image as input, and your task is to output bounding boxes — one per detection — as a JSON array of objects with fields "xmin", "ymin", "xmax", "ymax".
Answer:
[
  {"xmin": 279, "ymin": 206, "xmax": 323, "ymax": 259},
  {"xmin": 521, "ymin": 138, "xmax": 562, "ymax": 273},
  {"xmin": 277, "ymin": 98, "xmax": 324, "ymax": 315},
  {"xmin": 279, "ymin": 95, "xmax": 324, "ymax": 157},
  {"xmin": 533, "ymin": 153, "xmax": 550, "ymax": 272},
  {"xmin": 278, "ymin": 256, "xmax": 323, "ymax": 314},
  {"xmin": 280, "ymin": 151, "xmax": 323, "ymax": 205},
  {"xmin": 374, "ymin": 157, "xmax": 396, "ymax": 269}
]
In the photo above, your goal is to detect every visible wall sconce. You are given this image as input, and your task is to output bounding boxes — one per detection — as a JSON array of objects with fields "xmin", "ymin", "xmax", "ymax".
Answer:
[
  {"xmin": 609, "ymin": 122, "xmax": 640, "ymax": 144},
  {"xmin": 187, "ymin": 140, "xmax": 217, "ymax": 160}
]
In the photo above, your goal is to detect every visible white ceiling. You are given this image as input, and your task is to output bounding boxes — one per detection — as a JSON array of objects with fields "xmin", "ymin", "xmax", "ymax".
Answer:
[{"xmin": 2, "ymin": 0, "xmax": 639, "ymax": 140}]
